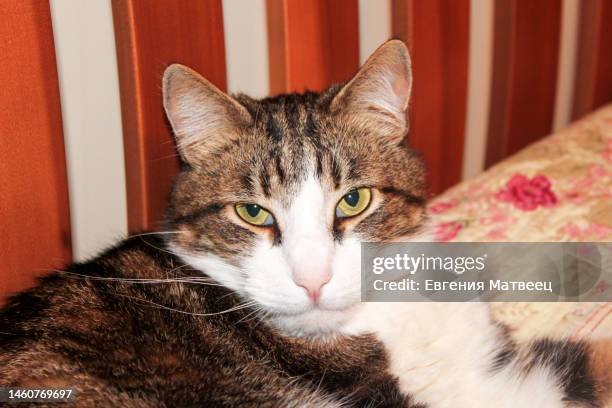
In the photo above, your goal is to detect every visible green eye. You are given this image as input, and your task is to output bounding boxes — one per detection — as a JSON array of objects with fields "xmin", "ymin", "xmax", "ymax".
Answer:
[
  {"xmin": 336, "ymin": 187, "xmax": 372, "ymax": 218},
  {"xmin": 235, "ymin": 204, "xmax": 274, "ymax": 226}
]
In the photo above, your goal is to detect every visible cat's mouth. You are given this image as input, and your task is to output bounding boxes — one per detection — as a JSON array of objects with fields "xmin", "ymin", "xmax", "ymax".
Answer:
[
  {"xmin": 251, "ymin": 286, "xmax": 362, "ymax": 320},
  {"xmin": 266, "ymin": 303, "xmax": 361, "ymax": 338},
  {"xmin": 268, "ymin": 301, "xmax": 355, "ymax": 317}
]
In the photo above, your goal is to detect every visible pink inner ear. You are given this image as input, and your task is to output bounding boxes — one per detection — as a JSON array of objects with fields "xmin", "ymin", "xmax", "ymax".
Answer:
[
  {"xmin": 328, "ymin": 41, "xmax": 412, "ymax": 132},
  {"xmin": 391, "ymin": 70, "xmax": 411, "ymax": 111}
]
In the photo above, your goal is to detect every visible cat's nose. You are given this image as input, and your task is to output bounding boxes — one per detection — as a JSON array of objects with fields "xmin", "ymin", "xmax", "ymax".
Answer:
[
  {"xmin": 283, "ymin": 235, "xmax": 333, "ymax": 303},
  {"xmin": 293, "ymin": 270, "xmax": 331, "ymax": 303}
]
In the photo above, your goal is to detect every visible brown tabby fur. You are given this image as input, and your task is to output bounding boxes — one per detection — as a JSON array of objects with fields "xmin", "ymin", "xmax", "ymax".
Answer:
[{"xmin": 0, "ymin": 236, "xmax": 419, "ymax": 407}]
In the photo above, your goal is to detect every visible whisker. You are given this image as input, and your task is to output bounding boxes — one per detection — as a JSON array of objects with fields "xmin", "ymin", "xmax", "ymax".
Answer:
[
  {"xmin": 54, "ymin": 270, "xmax": 225, "ymax": 287},
  {"xmin": 218, "ymin": 290, "xmax": 242, "ymax": 301},
  {"xmin": 139, "ymin": 237, "xmax": 179, "ymax": 255},
  {"xmin": 166, "ymin": 263, "xmax": 193, "ymax": 275},
  {"xmin": 151, "ymin": 152, "xmax": 181, "ymax": 162},
  {"xmin": 236, "ymin": 306, "xmax": 265, "ymax": 324},
  {"xmin": 116, "ymin": 293, "xmax": 257, "ymax": 317},
  {"xmin": 127, "ymin": 231, "xmax": 182, "ymax": 239},
  {"xmin": 249, "ymin": 309, "xmax": 272, "ymax": 330}
]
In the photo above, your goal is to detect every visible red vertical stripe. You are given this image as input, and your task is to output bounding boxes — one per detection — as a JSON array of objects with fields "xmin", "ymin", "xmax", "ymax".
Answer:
[
  {"xmin": 0, "ymin": 0, "xmax": 72, "ymax": 300},
  {"xmin": 267, "ymin": 0, "xmax": 359, "ymax": 94},
  {"xmin": 572, "ymin": 0, "xmax": 612, "ymax": 120},
  {"xmin": 392, "ymin": 0, "xmax": 469, "ymax": 194},
  {"xmin": 112, "ymin": 0, "xmax": 227, "ymax": 232},
  {"xmin": 486, "ymin": 0, "xmax": 561, "ymax": 167}
]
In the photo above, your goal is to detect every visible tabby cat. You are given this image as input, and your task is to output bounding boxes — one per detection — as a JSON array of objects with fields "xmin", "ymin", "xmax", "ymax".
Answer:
[{"xmin": 1, "ymin": 40, "xmax": 610, "ymax": 407}]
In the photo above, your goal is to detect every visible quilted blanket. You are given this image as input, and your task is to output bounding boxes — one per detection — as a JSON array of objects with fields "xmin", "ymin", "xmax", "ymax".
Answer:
[{"xmin": 428, "ymin": 104, "xmax": 612, "ymax": 341}]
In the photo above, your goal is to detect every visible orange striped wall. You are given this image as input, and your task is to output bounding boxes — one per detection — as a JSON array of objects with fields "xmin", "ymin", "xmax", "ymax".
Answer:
[{"xmin": 0, "ymin": 0, "xmax": 71, "ymax": 298}]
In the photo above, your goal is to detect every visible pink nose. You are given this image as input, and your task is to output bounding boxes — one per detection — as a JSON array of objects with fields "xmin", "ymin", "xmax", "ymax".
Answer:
[{"xmin": 293, "ymin": 271, "xmax": 331, "ymax": 303}]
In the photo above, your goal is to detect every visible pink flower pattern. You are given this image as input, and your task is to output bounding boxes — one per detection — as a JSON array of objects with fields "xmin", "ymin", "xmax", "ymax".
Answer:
[
  {"xmin": 495, "ymin": 174, "xmax": 557, "ymax": 211},
  {"xmin": 426, "ymin": 104, "xmax": 612, "ymax": 243},
  {"xmin": 435, "ymin": 221, "xmax": 463, "ymax": 242},
  {"xmin": 429, "ymin": 200, "xmax": 455, "ymax": 214},
  {"xmin": 425, "ymin": 107, "xmax": 612, "ymax": 339}
]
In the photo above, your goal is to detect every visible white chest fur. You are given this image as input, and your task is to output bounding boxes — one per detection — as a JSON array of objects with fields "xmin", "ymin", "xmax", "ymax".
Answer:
[{"xmin": 341, "ymin": 302, "xmax": 566, "ymax": 408}]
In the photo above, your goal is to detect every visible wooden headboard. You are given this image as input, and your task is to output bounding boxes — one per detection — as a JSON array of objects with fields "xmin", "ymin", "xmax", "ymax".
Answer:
[{"xmin": 1, "ymin": 0, "xmax": 611, "ymax": 300}]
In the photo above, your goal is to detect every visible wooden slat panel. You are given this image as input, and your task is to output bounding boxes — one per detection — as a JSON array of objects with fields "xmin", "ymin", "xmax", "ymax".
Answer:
[
  {"xmin": 0, "ymin": 0, "xmax": 71, "ymax": 300},
  {"xmin": 267, "ymin": 0, "xmax": 359, "ymax": 94},
  {"xmin": 112, "ymin": 0, "xmax": 227, "ymax": 232},
  {"xmin": 486, "ymin": 0, "xmax": 561, "ymax": 168},
  {"xmin": 392, "ymin": 0, "xmax": 469, "ymax": 194},
  {"xmin": 572, "ymin": 0, "xmax": 612, "ymax": 120}
]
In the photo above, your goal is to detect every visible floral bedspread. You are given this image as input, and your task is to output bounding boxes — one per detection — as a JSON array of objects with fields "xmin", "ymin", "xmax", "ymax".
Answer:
[{"xmin": 428, "ymin": 104, "xmax": 612, "ymax": 342}]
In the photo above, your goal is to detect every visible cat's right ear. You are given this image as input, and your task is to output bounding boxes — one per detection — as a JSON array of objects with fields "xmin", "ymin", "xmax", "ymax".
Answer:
[{"xmin": 163, "ymin": 64, "xmax": 251, "ymax": 166}]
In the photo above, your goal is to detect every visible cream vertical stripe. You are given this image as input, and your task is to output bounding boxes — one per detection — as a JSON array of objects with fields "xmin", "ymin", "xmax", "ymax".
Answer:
[
  {"xmin": 462, "ymin": 0, "xmax": 494, "ymax": 180},
  {"xmin": 50, "ymin": 0, "xmax": 127, "ymax": 261},
  {"xmin": 553, "ymin": 0, "xmax": 580, "ymax": 131},
  {"xmin": 222, "ymin": 0, "xmax": 270, "ymax": 97},
  {"xmin": 358, "ymin": 0, "xmax": 391, "ymax": 65}
]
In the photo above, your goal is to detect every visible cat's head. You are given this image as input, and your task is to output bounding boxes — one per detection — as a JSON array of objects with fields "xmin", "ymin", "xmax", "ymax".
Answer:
[{"xmin": 162, "ymin": 40, "xmax": 427, "ymax": 337}]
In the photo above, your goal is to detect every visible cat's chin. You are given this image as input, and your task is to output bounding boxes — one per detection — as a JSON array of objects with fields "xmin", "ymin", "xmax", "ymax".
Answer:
[{"xmin": 267, "ymin": 304, "xmax": 362, "ymax": 339}]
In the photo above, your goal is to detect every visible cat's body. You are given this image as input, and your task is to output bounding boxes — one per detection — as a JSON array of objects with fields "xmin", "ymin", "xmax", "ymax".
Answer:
[
  {"xmin": 1, "ymin": 40, "xmax": 610, "ymax": 407},
  {"xmin": 1, "ymin": 241, "xmax": 610, "ymax": 408},
  {"xmin": 346, "ymin": 302, "xmax": 610, "ymax": 408},
  {"xmin": 0, "ymin": 236, "xmax": 413, "ymax": 407}
]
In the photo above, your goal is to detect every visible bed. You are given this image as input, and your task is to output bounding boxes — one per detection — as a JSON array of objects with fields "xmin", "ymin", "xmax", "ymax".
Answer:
[{"xmin": 429, "ymin": 104, "xmax": 612, "ymax": 342}]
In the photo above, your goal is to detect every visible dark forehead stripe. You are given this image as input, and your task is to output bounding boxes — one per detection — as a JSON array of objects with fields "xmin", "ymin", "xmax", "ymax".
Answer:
[
  {"xmin": 315, "ymin": 154, "xmax": 324, "ymax": 178},
  {"xmin": 240, "ymin": 173, "xmax": 254, "ymax": 194},
  {"xmin": 240, "ymin": 91, "xmax": 329, "ymax": 140},
  {"xmin": 265, "ymin": 110, "xmax": 284, "ymax": 142},
  {"xmin": 274, "ymin": 151, "xmax": 285, "ymax": 184},
  {"xmin": 329, "ymin": 154, "xmax": 342, "ymax": 189},
  {"xmin": 259, "ymin": 165, "xmax": 272, "ymax": 197},
  {"xmin": 346, "ymin": 157, "xmax": 361, "ymax": 180},
  {"xmin": 304, "ymin": 111, "xmax": 317, "ymax": 138},
  {"xmin": 282, "ymin": 94, "xmax": 302, "ymax": 124},
  {"xmin": 240, "ymin": 91, "xmax": 337, "ymax": 189}
]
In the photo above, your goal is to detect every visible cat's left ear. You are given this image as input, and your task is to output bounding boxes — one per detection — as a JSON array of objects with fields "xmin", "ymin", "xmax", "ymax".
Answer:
[
  {"xmin": 163, "ymin": 64, "xmax": 252, "ymax": 166},
  {"xmin": 331, "ymin": 40, "xmax": 412, "ymax": 140}
]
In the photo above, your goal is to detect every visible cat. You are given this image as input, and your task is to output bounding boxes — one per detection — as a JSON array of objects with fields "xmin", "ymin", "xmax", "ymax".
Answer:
[{"xmin": 0, "ymin": 40, "xmax": 610, "ymax": 407}]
